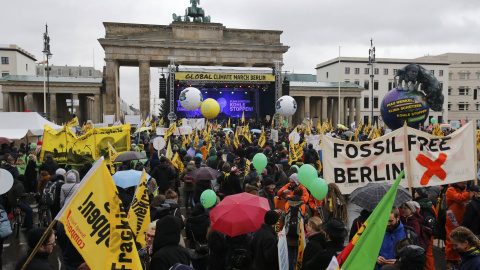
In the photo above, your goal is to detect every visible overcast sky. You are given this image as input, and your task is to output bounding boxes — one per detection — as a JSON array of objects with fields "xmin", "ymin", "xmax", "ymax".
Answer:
[{"xmin": 3, "ymin": 0, "xmax": 480, "ymax": 111}]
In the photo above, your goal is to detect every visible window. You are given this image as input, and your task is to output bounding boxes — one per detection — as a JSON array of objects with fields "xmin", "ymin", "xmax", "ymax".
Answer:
[
  {"xmin": 448, "ymin": 87, "xmax": 451, "ymax": 95},
  {"xmin": 345, "ymin": 67, "xmax": 350, "ymax": 74},
  {"xmin": 79, "ymin": 69, "xmax": 82, "ymax": 76},
  {"xmin": 1, "ymin": 57, "xmax": 8, "ymax": 64},
  {"xmin": 374, "ymin": 68, "xmax": 379, "ymax": 75},
  {"xmin": 448, "ymin": 103, "xmax": 451, "ymax": 111},
  {"xmin": 37, "ymin": 68, "xmax": 40, "ymax": 75},
  {"xmin": 364, "ymin": 116, "xmax": 369, "ymax": 125},
  {"xmin": 476, "ymin": 104, "xmax": 480, "ymax": 111},
  {"xmin": 89, "ymin": 70, "xmax": 92, "ymax": 76},
  {"xmin": 1, "ymin": 73, "xmax": 9, "ymax": 77},
  {"xmin": 364, "ymin": 97, "xmax": 369, "ymax": 109},
  {"xmin": 459, "ymin": 73, "xmax": 469, "ymax": 80},
  {"xmin": 449, "ymin": 73, "xmax": 452, "ymax": 80},
  {"xmin": 364, "ymin": 80, "xmax": 369, "ymax": 89},
  {"xmin": 374, "ymin": 81, "xmax": 379, "ymax": 90},
  {"xmin": 439, "ymin": 70, "xmax": 444, "ymax": 76},
  {"xmin": 364, "ymin": 68, "xmax": 369, "ymax": 74},
  {"xmin": 57, "ymin": 69, "xmax": 61, "ymax": 75},
  {"xmin": 459, "ymin": 103, "xmax": 469, "ymax": 111},
  {"xmin": 393, "ymin": 69, "xmax": 398, "ymax": 76},
  {"xmin": 345, "ymin": 80, "xmax": 350, "ymax": 83},
  {"xmin": 374, "ymin": 97, "xmax": 379, "ymax": 109},
  {"xmin": 430, "ymin": 70, "xmax": 434, "ymax": 75},
  {"xmin": 388, "ymin": 82, "xmax": 394, "ymax": 90},
  {"xmin": 354, "ymin": 80, "xmax": 360, "ymax": 85},
  {"xmin": 326, "ymin": 72, "xmax": 328, "ymax": 79},
  {"xmin": 459, "ymin": 87, "xmax": 469, "ymax": 95},
  {"xmin": 383, "ymin": 68, "xmax": 388, "ymax": 75},
  {"xmin": 69, "ymin": 69, "xmax": 72, "ymax": 76},
  {"xmin": 26, "ymin": 64, "xmax": 28, "ymax": 71},
  {"xmin": 439, "ymin": 83, "xmax": 443, "ymax": 90}
]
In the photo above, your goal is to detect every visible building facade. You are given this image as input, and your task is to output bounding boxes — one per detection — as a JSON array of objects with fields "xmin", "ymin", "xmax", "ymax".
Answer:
[
  {"xmin": 316, "ymin": 57, "xmax": 450, "ymax": 125},
  {"xmin": 0, "ymin": 45, "xmax": 37, "ymax": 111},
  {"xmin": 36, "ymin": 64, "xmax": 102, "ymax": 78}
]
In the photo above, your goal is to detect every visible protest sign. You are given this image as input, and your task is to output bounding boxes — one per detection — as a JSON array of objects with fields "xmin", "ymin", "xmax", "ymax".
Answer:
[
  {"xmin": 322, "ymin": 123, "xmax": 477, "ymax": 193},
  {"xmin": 278, "ymin": 228, "xmax": 289, "ymax": 270},
  {"xmin": 124, "ymin": 115, "xmax": 141, "ymax": 126},
  {"xmin": 271, "ymin": 129, "xmax": 279, "ymax": 143},
  {"xmin": 305, "ymin": 135, "xmax": 321, "ymax": 150},
  {"xmin": 55, "ymin": 157, "xmax": 142, "ymax": 269},
  {"xmin": 156, "ymin": 126, "xmax": 193, "ymax": 136},
  {"xmin": 127, "ymin": 171, "xmax": 150, "ymax": 247},
  {"xmin": 104, "ymin": 115, "xmax": 115, "ymax": 125}
]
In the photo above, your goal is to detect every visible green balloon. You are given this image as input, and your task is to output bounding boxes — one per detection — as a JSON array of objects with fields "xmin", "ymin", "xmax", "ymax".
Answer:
[
  {"xmin": 30, "ymin": 143, "xmax": 37, "ymax": 149},
  {"xmin": 253, "ymin": 153, "xmax": 268, "ymax": 172},
  {"xmin": 309, "ymin": 178, "xmax": 328, "ymax": 201},
  {"xmin": 200, "ymin": 189, "xmax": 216, "ymax": 208},
  {"xmin": 298, "ymin": 164, "xmax": 317, "ymax": 188},
  {"xmin": 233, "ymin": 124, "xmax": 236, "ymax": 128},
  {"xmin": 430, "ymin": 118, "xmax": 436, "ymax": 124}
]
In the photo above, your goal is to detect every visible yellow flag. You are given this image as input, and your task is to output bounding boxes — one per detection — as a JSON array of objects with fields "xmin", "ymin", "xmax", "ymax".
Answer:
[
  {"xmin": 172, "ymin": 152, "xmax": 185, "ymax": 173},
  {"xmin": 166, "ymin": 140, "xmax": 173, "ymax": 159},
  {"xmin": 165, "ymin": 122, "xmax": 176, "ymax": 141},
  {"xmin": 66, "ymin": 117, "xmax": 79, "ymax": 128},
  {"xmin": 271, "ymin": 118, "xmax": 274, "ymax": 129},
  {"xmin": 242, "ymin": 111, "xmax": 245, "ymax": 124},
  {"xmin": 193, "ymin": 131, "xmax": 199, "ymax": 149},
  {"xmin": 288, "ymin": 140, "xmax": 296, "ymax": 165},
  {"xmin": 233, "ymin": 132, "xmax": 240, "ymax": 149},
  {"xmin": 177, "ymin": 119, "xmax": 183, "ymax": 126},
  {"xmin": 296, "ymin": 219, "xmax": 306, "ymax": 270},
  {"xmin": 258, "ymin": 134, "xmax": 266, "ymax": 148},
  {"xmin": 127, "ymin": 170, "xmax": 150, "ymax": 247},
  {"xmin": 245, "ymin": 159, "xmax": 251, "ymax": 177},
  {"xmin": 55, "ymin": 158, "xmax": 142, "ymax": 270},
  {"xmin": 228, "ymin": 117, "xmax": 231, "ymax": 128},
  {"xmin": 107, "ymin": 142, "xmax": 118, "ymax": 175},
  {"xmin": 316, "ymin": 160, "xmax": 322, "ymax": 172},
  {"xmin": 225, "ymin": 132, "xmax": 231, "ymax": 146},
  {"xmin": 151, "ymin": 122, "xmax": 156, "ymax": 131},
  {"xmin": 159, "ymin": 118, "xmax": 164, "ymax": 127}
]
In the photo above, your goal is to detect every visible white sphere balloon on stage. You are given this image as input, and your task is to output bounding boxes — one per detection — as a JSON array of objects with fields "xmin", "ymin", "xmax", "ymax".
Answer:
[
  {"xmin": 153, "ymin": 137, "xmax": 166, "ymax": 150},
  {"xmin": 276, "ymin": 96, "xmax": 297, "ymax": 116},
  {"xmin": 179, "ymin": 87, "xmax": 203, "ymax": 111}
]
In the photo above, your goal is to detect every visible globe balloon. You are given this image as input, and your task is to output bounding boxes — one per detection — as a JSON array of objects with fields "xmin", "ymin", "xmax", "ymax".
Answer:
[
  {"xmin": 276, "ymin": 96, "xmax": 297, "ymax": 117},
  {"xmin": 179, "ymin": 87, "xmax": 203, "ymax": 111}
]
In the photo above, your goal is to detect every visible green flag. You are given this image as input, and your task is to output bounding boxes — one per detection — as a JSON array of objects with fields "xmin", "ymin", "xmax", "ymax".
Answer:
[{"xmin": 342, "ymin": 171, "xmax": 404, "ymax": 270}]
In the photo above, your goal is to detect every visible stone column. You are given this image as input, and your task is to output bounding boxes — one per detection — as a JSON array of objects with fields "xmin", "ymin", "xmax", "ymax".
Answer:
[
  {"xmin": 14, "ymin": 94, "xmax": 20, "ymax": 112},
  {"xmin": 19, "ymin": 94, "xmax": 25, "ymax": 112},
  {"xmin": 322, "ymin": 96, "xmax": 328, "ymax": 123},
  {"xmin": 50, "ymin": 93, "xmax": 57, "ymax": 123},
  {"xmin": 332, "ymin": 98, "xmax": 338, "ymax": 126},
  {"xmin": 139, "ymin": 60, "xmax": 151, "ymax": 118},
  {"xmin": 94, "ymin": 94, "xmax": 101, "ymax": 123},
  {"xmin": 304, "ymin": 96, "xmax": 310, "ymax": 119},
  {"xmin": 355, "ymin": 97, "xmax": 361, "ymax": 125},
  {"xmin": 316, "ymin": 98, "xmax": 322, "ymax": 125},
  {"xmin": 3, "ymin": 93, "xmax": 9, "ymax": 112},
  {"xmin": 349, "ymin": 98, "xmax": 355, "ymax": 126},
  {"xmin": 105, "ymin": 59, "xmax": 119, "ymax": 116}
]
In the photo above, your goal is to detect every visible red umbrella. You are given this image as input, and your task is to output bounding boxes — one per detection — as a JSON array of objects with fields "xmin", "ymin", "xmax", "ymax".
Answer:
[
  {"xmin": 0, "ymin": 137, "xmax": 12, "ymax": 144},
  {"xmin": 210, "ymin": 192, "xmax": 270, "ymax": 237}
]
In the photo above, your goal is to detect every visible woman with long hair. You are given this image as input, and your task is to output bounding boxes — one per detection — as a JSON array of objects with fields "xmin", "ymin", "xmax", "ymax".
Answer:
[
  {"xmin": 449, "ymin": 226, "xmax": 480, "ymax": 270},
  {"xmin": 321, "ymin": 183, "xmax": 348, "ymax": 224}
]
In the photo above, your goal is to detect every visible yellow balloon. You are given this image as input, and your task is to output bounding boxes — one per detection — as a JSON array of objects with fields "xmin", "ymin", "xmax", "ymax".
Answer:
[{"xmin": 201, "ymin": 98, "xmax": 220, "ymax": 119}]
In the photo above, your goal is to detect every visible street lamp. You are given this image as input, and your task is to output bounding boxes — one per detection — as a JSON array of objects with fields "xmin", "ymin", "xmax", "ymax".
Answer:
[
  {"xmin": 42, "ymin": 24, "xmax": 52, "ymax": 120},
  {"xmin": 368, "ymin": 39, "xmax": 375, "ymax": 124}
]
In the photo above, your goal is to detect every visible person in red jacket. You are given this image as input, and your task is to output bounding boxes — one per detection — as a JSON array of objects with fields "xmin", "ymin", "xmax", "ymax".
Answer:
[
  {"xmin": 445, "ymin": 181, "xmax": 471, "ymax": 270},
  {"xmin": 277, "ymin": 173, "xmax": 309, "ymax": 204}
]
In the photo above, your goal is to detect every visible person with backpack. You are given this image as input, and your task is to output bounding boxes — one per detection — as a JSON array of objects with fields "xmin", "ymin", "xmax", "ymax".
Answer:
[
  {"xmin": 414, "ymin": 188, "xmax": 436, "ymax": 270},
  {"xmin": 462, "ymin": 185, "xmax": 480, "ymax": 235},
  {"xmin": 302, "ymin": 144, "xmax": 319, "ymax": 166},
  {"xmin": 151, "ymin": 156, "xmax": 177, "ymax": 194},
  {"xmin": 277, "ymin": 173, "xmax": 309, "ymax": 204},
  {"xmin": 46, "ymin": 169, "xmax": 65, "ymax": 219},
  {"xmin": 400, "ymin": 202, "xmax": 431, "ymax": 250},
  {"xmin": 60, "ymin": 170, "xmax": 80, "ymax": 208},
  {"xmin": 180, "ymin": 161, "xmax": 196, "ymax": 214},
  {"xmin": 185, "ymin": 204, "xmax": 210, "ymax": 270},
  {"xmin": 445, "ymin": 181, "xmax": 470, "ymax": 270},
  {"xmin": 152, "ymin": 189, "xmax": 185, "ymax": 229},
  {"xmin": 250, "ymin": 210, "xmax": 280, "ymax": 270},
  {"xmin": 280, "ymin": 186, "xmax": 311, "ymax": 270},
  {"xmin": 225, "ymin": 232, "xmax": 253, "ymax": 270}
]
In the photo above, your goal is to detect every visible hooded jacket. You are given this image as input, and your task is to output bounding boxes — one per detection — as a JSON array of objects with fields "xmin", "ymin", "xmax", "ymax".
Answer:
[
  {"xmin": 458, "ymin": 246, "xmax": 480, "ymax": 270},
  {"xmin": 250, "ymin": 223, "xmax": 279, "ymax": 270},
  {"xmin": 205, "ymin": 148, "xmax": 217, "ymax": 167},
  {"xmin": 400, "ymin": 213, "xmax": 424, "ymax": 247},
  {"xmin": 180, "ymin": 163, "xmax": 197, "ymax": 192},
  {"xmin": 303, "ymin": 148, "xmax": 319, "ymax": 165},
  {"xmin": 379, "ymin": 221, "xmax": 406, "ymax": 261},
  {"xmin": 274, "ymin": 164, "xmax": 289, "ymax": 193},
  {"xmin": 149, "ymin": 152, "xmax": 161, "ymax": 172},
  {"xmin": 152, "ymin": 199, "xmax": 185, "ymax": 229},
  {"xmin": 151, "ymin": 163, "xmax": 176, "ymax": 192},
  {"xmin": 60, "ymin": 170, "xmax": 80, "ymax": 207},
  {"xmin": 150, "ymin": 215, "xmax": 190, "ymax": 270},
  {"xmin": 462, "ymin": 196, "xmax": 480, "ymax": 235}
]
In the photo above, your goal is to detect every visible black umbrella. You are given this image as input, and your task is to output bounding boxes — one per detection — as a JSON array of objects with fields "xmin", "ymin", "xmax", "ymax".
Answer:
[
  {"xmin": 114, "ymin": 151, "xmax": 147, "ymax": 163},
  {"xmin": 188, "ymin": 167, "xmax": 221, "ymax": 181},
  {"xmin": 349, "ymin": 183, "xmax": 412, "ymax": 212}
]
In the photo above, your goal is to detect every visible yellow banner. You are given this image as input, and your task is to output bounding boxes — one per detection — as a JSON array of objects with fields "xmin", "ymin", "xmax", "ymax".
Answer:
[
  {"xmin": 127, "ymin": 171, "xmax": 150, "ymax": 247},
  {"xmin": 296, "ymin": 219, "xmax": 306, "ymax": 270},
  {"xmin": 40, "ymin": 125, "xmax": 131, "ymax": 165},
  {"xmin": 108, "ymin": 142, "xmax": 118, "ymax": 175},
  {"xmin": 67, "ymin": 117, "xmax": 79, "ymax": 128},
  {"xmin": 55, "ymin": 158, "xmax": 142, "ymax": 269},
  {"xmin": 175, "ymin": 72, "xmax": 275, "ymax": 82}
]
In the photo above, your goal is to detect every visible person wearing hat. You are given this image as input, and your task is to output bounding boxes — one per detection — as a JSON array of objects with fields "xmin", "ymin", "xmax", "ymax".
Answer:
[
  {"xmin": 15, "ymin": 227, "xmax": 56, "ymax": 270},
  {"xmin": 413, "ymin": 188, "xmax": 436, "ymax": 270},
  {"xmin": 462, "ymin": 185, "xmax": 480, "ymax": 235},
  {"xmin": 277, "ymin": 173, "xmax": 309, "ymax": 204},
  {"xmin": 185, "ymin": 204, "xmax": 210, "ymax": 270},
  {"xmin": 233, "ymin": 155, "xmax": 245, "ymax": 174},
  {"xmin": 60, "ymin": 170, "xmax": 80, "ymax": 207},
  {"xmin": 250, "ymin": 210, "xmax": 280, "ymax": 270},
  {"xmin": 401, "ymin": 202, "xmax": 429, "ymax": 250},
  {"xmin": 302, "ymin": 218, "xmax": 346, "ymax": 270},
  {"xmin": 151, "ymin": 156, "xmax": 177, "ymax": 194},
  {"xmin": 222, "ymin": 166, "xmax": 242, "ymax": 196},
  {"xmin": 258, "ymin": 178, "xmax": 276, "ymax": 210}
]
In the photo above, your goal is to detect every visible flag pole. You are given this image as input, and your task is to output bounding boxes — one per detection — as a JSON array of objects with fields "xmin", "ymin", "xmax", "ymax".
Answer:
[{"xmin": 21, "ymin": 220, "xmax": 58, "ymax": 270}]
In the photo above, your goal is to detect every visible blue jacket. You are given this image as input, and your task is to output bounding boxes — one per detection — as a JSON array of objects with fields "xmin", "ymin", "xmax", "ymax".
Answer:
[
  {"xmin": 379, "ymin": 221, "xmax": 406, "ymax": 261},
  {"xmin": 458, "ymin": 247, "xmax": 480, "ymax": 270}
]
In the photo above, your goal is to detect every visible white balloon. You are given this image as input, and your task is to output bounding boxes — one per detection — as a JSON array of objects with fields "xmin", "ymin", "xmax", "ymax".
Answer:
[
  {"xmin": 179, "ymin": 87, "xmax": 203, "ymax": 111},
  {"xmin": 0, "ymin": 169, "xmax": 13, "ymax": 195},
  {"xmin": 153, "ymin": 137, "xmax": 166, "ymax": 150},
  {"xmin": 289, "ymin": 132, "xmax": 300, "ymax": 144},
  {"xmin": 276, "ymin": 96, "xmax": 297, "ymax": 116}
]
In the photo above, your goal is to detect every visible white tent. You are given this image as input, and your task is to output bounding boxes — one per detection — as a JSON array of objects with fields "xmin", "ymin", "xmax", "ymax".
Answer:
[{"xmin": 0, "ymin": 112, "xmax": 64, "ymax": 140}]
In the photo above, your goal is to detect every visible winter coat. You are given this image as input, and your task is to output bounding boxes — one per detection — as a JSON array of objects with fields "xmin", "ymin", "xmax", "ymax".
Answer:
[
  {"xmin": 150, "ymin": 215, "xmax": 190, "ymax": 270},
  {"xmin": 151, "ymin": 163, "xmax": 176, "ymax": 193},
  {"xmin": 24, "ymin": 160, "xmax": 37, "ymax": 192},
  {"xmin": 185, "ymin": 214, "xmax": 210, "ymax": 249},
  {"xmin": 8, "ymin": 179, "xmax": 27, "ymax": 206},
  {"xmin": 280, "ymin": 197, "xmax": 311, "ymax": 246},
  {"xmin": 277, "ymin": 183, "xmax": 309, "ymax": 204},
  {"xmin": 400, "ymin": 213, "xmax": 423, "ymax": 242},
  {"xmin": 205, "ymin": 148, "xmax": 217, "ymax": 167},
  {"xmin": 446, "ymin": 184, "xmax": 469, "ymax": 228},
  {"xmin": 258, "ymin": 188, "xmax": 275, "ymax": 210},
  {"xmin": 303, "ymin": 148, "xmax": 319, "ymax": 165},
  {"xmin": 56, "ymin": 222, "xmax": 84, "ymax": 269},
  {"xmin": 250, "ymin": 223, "xmax": 279, "ymax": 270},
  {"xmin": 221, "ymin": 174, "xmax": 242, "ymax": 196},
  {"xmin": 180, "ymin": 164, "xmax": 197, "ymax": 192},
  {"xmin": 15, "ymin": 250, "xmax": 54, "ymax": 270},
  {"xmin": 225, "ymin": 233, "xmax": 253, "ymax": 270},
  {"xmin": 349, "ymin": 210, "xmax": 370, "ymax": 241},
  {"xmin": 209, "ymin": 155, "xmax": 223, "ymax": 170},
  {"xmin": 302, "ymin": 240, "xmax": 344, "ymax": 270},
  {"xmin": 42, "ymin": 157, "xmax": 58, "ymax": 176},
  {"xmin": 458, "ymin": 247, "xmax": 480, "ymax": 270},
  {"xmin": 301, "ymin": 232, "xmax": 326, "ymax": 270},
  {"xmin": 274, "ymin": 164, "xmax": 289, "ymax": 193},
  {"xmin": 379, "ymin": 221, "xmax": 407, "ymax": 261},
  {"xmin": 149, "ymin": 152, "xmax": 161, "ymax": 172},
  {"xmin": 462, "ymin": 196, "xmax": 480, "ymax": 235},
  {"xmin": 60, "ymin": 182, "xmax": 79, "ymax": 208},
  {"xmin": 37, "ymin": 171, "xmax": 50, "ymax": 194},
  {"xmin": 193, "ymin": 180, "xmax": 212, "ymax": 204},
  {"xmin": 1, "ymin": 163, "xmax": 19, "ymax": 180},
  {"xmin": 152, "ymin": 199, "xmax": 185, "ymax": 229},
  {"xmin": 208, "ymin": 230, "xmax": 227, "ymax": 270}
]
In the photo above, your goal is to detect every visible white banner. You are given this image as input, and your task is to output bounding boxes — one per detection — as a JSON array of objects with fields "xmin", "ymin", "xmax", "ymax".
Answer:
[
  {"xmin": 104, "ymin": 115, "xmax": 115, "ymax": 125},
  {"xmin": 182, "ymin": 118, "xmax": 205, "ymax": 130},
  {"xmin": 125, "ymin": 115, "xmax": 141, "ymax": 125},
  {"xmin": 277, "ymin": 228, "xmax": 289, "ymax": 270},
  {"xmin": 306, "ymin": 135, "xmax": 322, "ymax": 151},
  {"xmin": 271, "ymin": 130, "xmax": 279, "ymax": 143},
  {"xmin": 156, "ymin": 126, "xmax": 193, "ymax": 136},
  {"xmin": 322, "ymin": 123, "xmax": 476, "ymax": 194}
]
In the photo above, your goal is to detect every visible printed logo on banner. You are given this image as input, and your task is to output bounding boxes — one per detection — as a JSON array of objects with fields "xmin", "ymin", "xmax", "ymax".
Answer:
[{"xmin": 416, "ymin": 153, "xmax": 447, "ymax": 185}]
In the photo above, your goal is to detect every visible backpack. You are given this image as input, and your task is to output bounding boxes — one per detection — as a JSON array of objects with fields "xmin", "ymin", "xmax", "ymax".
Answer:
[
  {"xmin": 420, "ymin": 207, "xmax": 437, "ymax": 237},
  {"xmin": 284, "ymin": 202, "xmax": 305, "ymax": 237},
  {"xmin": 41, "ymin": 181, "xmax": 57, "ymax": 206},
  {"xmin": 403, "ymin": 225, "xmax": 419, "ymax": 246},
  {"xmin": 184, "ymin": 174, "xmax": 195, "ymax": 185},
  {"xmin": 0, "ymin": 207, "xmax": 12, "ymax": 238},
  {"xmin": 228, "ymin": 243, "xmax": 250, "ymax": 269}
]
